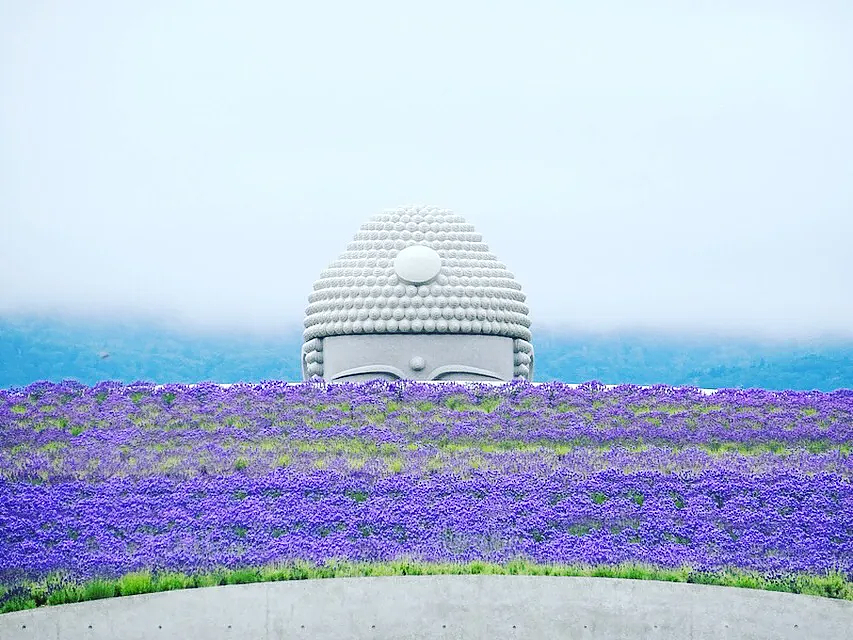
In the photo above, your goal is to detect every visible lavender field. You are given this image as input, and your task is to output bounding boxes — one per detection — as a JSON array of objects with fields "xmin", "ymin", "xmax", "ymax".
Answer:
[{"xmin": 1, "ymin": 380, "xmax": 852, "ymax": 611}]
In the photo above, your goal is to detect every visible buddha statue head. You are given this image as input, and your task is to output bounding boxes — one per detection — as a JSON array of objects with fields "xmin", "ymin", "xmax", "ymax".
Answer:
[{"xmin": 302, "ymin": 205, "xmax": 534, "ymax": 382}]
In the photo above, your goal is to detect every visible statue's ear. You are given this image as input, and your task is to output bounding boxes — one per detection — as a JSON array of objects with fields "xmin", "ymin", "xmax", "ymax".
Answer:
[
  {"xmin": 301, "ymin": 343, "xmax": 309, "ymax": 380},
  {"xmin": 529, "ymin": 351, "xmax": 534, "ymax": 381}
]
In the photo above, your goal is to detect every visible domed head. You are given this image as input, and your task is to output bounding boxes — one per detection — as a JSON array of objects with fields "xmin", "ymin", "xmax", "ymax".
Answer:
[{"xmin": 302, "ymin": 205, "xmax": 534, "ymax": 382}]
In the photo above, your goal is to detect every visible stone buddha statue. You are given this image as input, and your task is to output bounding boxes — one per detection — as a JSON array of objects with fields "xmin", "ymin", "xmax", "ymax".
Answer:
[{"xmin": 302, "ymin": 205, "xmax": 534, "ymax": 382}]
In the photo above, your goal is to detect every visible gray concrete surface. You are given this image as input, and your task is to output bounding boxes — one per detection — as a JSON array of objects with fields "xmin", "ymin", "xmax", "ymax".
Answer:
[{"xmin": 1, "ymin": 576, "xmax": 851, "ymax": 640}]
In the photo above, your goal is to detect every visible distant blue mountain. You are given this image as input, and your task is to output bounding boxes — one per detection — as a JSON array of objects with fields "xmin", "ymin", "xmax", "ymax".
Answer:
[
  {"xmin": 532, "ymin": 331, "xmax": 853, "ymax": 391},
  {"xmin": 1, "ymin": 316, "xmax": 852, "ymax": 391},
  {"xmin": 0, "ymin": 316, "xmax": 302, "ymax": 388}
]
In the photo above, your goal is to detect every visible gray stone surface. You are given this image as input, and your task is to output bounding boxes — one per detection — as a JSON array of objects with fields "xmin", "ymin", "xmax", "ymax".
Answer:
[
  {"xmin": 302, "ymin": 205, "xmax": 534, "ymax": 382},
  {"xmin": 2, "ymin": 576, "xmax": 851, "ymax": 640},
  {"xmin": 321, "ymin": 334, "xmax": 515, "ymax": 382}
]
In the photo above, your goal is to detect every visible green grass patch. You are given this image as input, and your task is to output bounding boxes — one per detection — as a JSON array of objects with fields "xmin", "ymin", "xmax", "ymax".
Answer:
[
  {"xmin": 275, "ymin": 454, "xmax": 292, "ymax": 467},
  {"xmin": 444, "ymin": 395, "xmax": 476, "ymax": 411},
  {"xmin": 38, "ymin": 441, "xmax": 68, "ymax": 454},
  {"xmin": 478, "ymin": 397, "xmax": 503, "ymax": 413},
  {"xmin": 628, "ymin": 489, "xmax": 645, "ymax": 506},
  {"xmin": 117, "ymin": 571, "xmax": 156, "ymax": 596},
  {"xmin": 345, "ymin": 489, "xmax": 369, "ymax": 503},
  {"xmin": 590, "ymin": 491, "xmax": 609, "ymax": 505}
]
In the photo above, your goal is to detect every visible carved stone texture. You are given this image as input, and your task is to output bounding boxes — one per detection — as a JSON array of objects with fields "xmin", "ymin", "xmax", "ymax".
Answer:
[{"xmin": 302, "ymin": 205, "xmax": 534, "ymax": 382}]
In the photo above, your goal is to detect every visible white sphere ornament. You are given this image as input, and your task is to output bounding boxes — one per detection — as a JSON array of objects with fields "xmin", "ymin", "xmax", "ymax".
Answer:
[{"xmin": 393, "ymin": 244, "xmax": 442, "ymax": 285}]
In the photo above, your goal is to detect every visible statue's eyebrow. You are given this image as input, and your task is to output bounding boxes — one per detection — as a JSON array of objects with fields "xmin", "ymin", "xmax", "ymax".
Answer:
[
  {"xmin": 330, "ymin": 365, "xmax": 406, "ymax": 382},
  {"xmin": 428, "ymin": 365, "xmax": 504, "ymax": 381}
]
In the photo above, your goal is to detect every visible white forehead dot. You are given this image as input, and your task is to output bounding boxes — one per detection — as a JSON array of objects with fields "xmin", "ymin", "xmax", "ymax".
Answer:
[{"xmin": 393, "ymin": 245, "xmax": 442, "ymax": 285}]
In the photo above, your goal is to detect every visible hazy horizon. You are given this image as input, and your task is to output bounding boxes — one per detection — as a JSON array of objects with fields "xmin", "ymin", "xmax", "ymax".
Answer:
[
  {"xmin": 5, "ymin": 309, "xmax": 853, "ymax": 350},
  {"xmin": 2, "ymin": 2, "xmax": 851, "ymax": 341}
]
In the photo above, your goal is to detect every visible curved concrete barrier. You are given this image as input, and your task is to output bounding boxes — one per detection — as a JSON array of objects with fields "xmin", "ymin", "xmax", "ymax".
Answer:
[{"xmin": 1, "ymin": 576, "xmax": 851, "ymax": 640}]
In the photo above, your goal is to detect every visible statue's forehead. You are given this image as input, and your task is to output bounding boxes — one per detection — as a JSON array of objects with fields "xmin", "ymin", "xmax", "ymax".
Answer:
[{"xmin": 321, "ymin": 334, "xmax": 515, "ymax": 382}]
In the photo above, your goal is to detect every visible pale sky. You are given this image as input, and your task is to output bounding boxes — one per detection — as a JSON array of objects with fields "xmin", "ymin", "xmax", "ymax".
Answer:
[{"xmin": 1, "ymin": 1, "xmax": 851, "ymax": 340}]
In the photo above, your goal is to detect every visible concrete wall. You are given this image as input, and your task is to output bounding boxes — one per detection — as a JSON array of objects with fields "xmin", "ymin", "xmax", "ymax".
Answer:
[{"xmin": 2, "ymin": 576, "xmax": 851, "ymax": 640}]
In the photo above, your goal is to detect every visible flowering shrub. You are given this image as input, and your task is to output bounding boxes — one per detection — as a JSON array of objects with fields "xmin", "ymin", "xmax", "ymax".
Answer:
[{"xmin": 1, "ymin": 380, "xmax": 851, "ymax": 610}]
